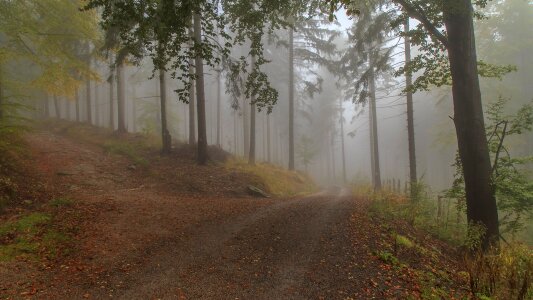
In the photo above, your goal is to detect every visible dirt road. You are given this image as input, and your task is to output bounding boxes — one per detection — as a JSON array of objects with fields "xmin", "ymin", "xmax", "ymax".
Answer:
[{"xmin": 1, "ymin": 131, "xmax": 395, "ymax": 299}]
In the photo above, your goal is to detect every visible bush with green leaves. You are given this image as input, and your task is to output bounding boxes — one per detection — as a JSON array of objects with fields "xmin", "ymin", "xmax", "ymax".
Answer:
[{"xmin": 446, "ymin": 97, "xmax": 533, "ymax": 238}]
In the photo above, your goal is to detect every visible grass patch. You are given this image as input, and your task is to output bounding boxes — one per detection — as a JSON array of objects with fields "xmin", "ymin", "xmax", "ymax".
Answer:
[
  {"xmin": 375, "ymin": 250, "xmax": 400, "ymax": 266},
  {"xmin": 0, "ymin": 212, "xmax": 70, "ymax": 262},
  {"xmin": 396, "ymin": 234, "xmax": 414, "ymax": 248},
  {"xmin": 225, "ymin": 158, "xmax": 317, "ymax": 197},
  {"xmin": 102, "ymin": 141, "xmax": 149, "ymax": 167}
]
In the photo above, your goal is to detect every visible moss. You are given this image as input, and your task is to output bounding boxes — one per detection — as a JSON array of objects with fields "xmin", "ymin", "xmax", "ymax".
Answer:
[{"xmin": 0, "ymin": 212, "xmax": 70, "ymax": 262}]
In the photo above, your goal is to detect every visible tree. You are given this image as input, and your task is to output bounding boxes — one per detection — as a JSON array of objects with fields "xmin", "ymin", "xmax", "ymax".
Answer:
[
  {"xmin": 0, "ymin": 0, "xmax": 100, "ymax": 124},
  {"xmin": 281, "ymin": 13, "xmax": 340, "ymax": 170},
  {"xmin": 329, "ymin": 0, "xmax": 511, "ymax": 250},
  {"xmin": 340, "ymin": 5, "xmax": 396, "ymax": 191},
  {"xmin": 403, "ymin": 18, "xmax": 417, "ymax": 198},
  {"xmin": 193, "ymin": 12, "xmax": 208, "ymax": 164},
  {"xmin": 248, "ymin": 55, "xmax": 257, "ymax": 165}
]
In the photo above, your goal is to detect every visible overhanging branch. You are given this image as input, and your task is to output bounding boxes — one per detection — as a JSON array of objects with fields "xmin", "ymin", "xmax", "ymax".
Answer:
[{"xmin": 394, "ymin": 0, "xmax": 449, "ymax": 48}]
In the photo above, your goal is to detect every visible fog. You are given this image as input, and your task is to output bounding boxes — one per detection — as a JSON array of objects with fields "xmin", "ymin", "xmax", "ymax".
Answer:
[{"xmin": 4, "ymin": 0, "xmax": 532, "ymax": 196}]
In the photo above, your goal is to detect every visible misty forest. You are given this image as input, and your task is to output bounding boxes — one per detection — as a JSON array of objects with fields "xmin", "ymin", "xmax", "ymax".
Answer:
[{"xmin": 1, "ymin": 0, "xmax": 532, "ymax": 299}]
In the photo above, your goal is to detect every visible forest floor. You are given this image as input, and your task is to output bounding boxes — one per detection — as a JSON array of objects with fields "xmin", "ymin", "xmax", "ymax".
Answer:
[{"xmin": 0, "ymin": 126, "xmax": 471, "ymax": 299}]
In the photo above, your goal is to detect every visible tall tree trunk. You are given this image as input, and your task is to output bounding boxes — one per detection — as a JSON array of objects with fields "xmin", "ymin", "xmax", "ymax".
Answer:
[
  {"xmin": 233, "ymin": 110, "xmax": 238, "ymax": 154},
  {"xmin": 339, "ymin": 97, "xmax": 347, "ymax": 183},
  {"xmin": 66, "ymin": 96, "xmax": 71, "ymax": 120},
  {"xmin": 369, "ymin": 66, "xmax": 381, "ymax": 191},
  {"xmin": 86, "ymin": 49, "xmax": 92, "ymax": 124},
  {"xmin": 95, "ymin": 82, "xmax": 100, "ymax": 126},
  {"xmin": 443, "ymin": 0, "xmax": 499, "ymax": 250},
  {"xmin": 267, "ymin": 113, "xmax": 271, "ymax": 163},
  {"xmin": 188, "ymin": 27, "xmax": 196, "ymax": 145},
  {"xmin": 249, "ymin": 56, "xmax": 257, "ymax": 165},
  {"xmin": 109, "ymin": 67, "xmax": 114, "ymax": 129},
  {"xmin": 243, "ymin": 95, "xmax": 249, "ymax": 157},
  {"xmin": 288, "ymin": 27, "xmax": 295, "ymax": 170},
  {"xmin": 331, "ymin": 132, "xmax": 336, "ymax": 182},
  {"xmin": 404, "ymin": 18, "xmax": 418, "ymax": 199},
  {"xmin": 0, "ymin": 64, "xmax": 4, "ymax": 121},
  {"xmin": 369, "ymin": 96, "xmax": 376, "ymax": 187},
  {"xmin": 117, "ymin": 61, "xmax": 127, "ymax": 134},
  {"xmin": 193, "ymin": 12, "xmax": 208, "ymax": 165},
  {"xmin": 54, "ymin": 95, "xmax": 61, "ymax": 119},
  {"xmin": 216, "ymin": 69, "xmax": 222, "ymax": 147},
  {"xmin": 159, "ymin": 69, "xmax": 171, "ymax": 154},
  {"xmin": 75, "ymin": 88, "xmax": 80, "ymax": 122},
  {"xmin": 44, "ymin": 94, "xmax": 50, "ymax": 118}
]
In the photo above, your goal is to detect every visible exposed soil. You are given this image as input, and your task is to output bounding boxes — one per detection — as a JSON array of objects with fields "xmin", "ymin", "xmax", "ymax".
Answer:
[{"xmin": 0, "ymin": 130, "xmax": 469, "ymax": 299}]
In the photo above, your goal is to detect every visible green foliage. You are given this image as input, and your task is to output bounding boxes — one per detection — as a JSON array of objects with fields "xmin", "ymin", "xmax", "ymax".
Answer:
[
  {"xmin": 296, "ymin": 135, "xmax": 317, "ymax": 171},
  {"xmin": 375, "ymin": 250, "xmax": 400, "ymax": 265},
  {"xmin": 395, "ymin": 234, "xmax": 414, "ymax": 248},
  {"xmin": 84, "ymin": 0, "xmax": 314, "ymax": 111},
  {"xmin": 447, "ymin": 97, "xmax": 533, "ymax": 236},
  {"xmin": 0, "ymin": 0, "xmax": 100, "ymax": 98}
]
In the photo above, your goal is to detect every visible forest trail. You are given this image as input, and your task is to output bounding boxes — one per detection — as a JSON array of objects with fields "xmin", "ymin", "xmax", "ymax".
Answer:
[{"xmin": 1, "ymin": 130, "xmax": 452, "ymax": 299}]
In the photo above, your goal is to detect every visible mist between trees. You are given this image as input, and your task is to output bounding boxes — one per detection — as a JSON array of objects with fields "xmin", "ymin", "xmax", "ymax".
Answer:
[{"xmin": 1, "ymin": 0, "xmax": 532, "ymax": 250}]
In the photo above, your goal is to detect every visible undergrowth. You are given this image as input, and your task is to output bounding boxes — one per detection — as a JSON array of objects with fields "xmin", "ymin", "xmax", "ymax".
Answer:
[
  {"xmin": 355, "ymin": 181, "xmax": 533, "ymax": 299},
  {"xmin": 225, "ymin": 158, "xmax": 317, "ymax": 197}
]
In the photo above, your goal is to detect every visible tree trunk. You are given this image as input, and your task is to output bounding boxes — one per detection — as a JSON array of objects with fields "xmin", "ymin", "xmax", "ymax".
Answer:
[
  {"xmin": 288, "ymin": 27, "xmax": 295, "ymax": 170},
  {"xmin": 216, "ymin": 69, "xmax": 221, "ymax": 147},
  {"xmin": 159, "ymin": 69, "xmax": 171, "ymax": 154},
  {"xmin": 66, "ymin": 96, "xmax": 71, "ymax": 120},
  {"xmin": 75, "ymin": 88, "xmax": 80, "ymax": 122},
  {"xmin": 243, "ymin": 94, "xmax": 249, "ymax": 157},
  {"xmin": 339, "ymin": 97, "xmax": 347, "ymax": 183},
  {"xmin": 267, "ymin": 113, "xmax": 271, "ymax": 163},
  {"xmin": 109, "ymin": 67, "xmax": 114, "ymax": 129},
  {"xmin": 86, "ymin": 76, "xmax": 92, "ymax": 124},
  {"xmin": 44, "ymin": 94, "xmax": 50, "ymax": 118},
  {"xmin": 443, "ymin": 0, "xmax": 499, "ymax": 250},
  {"xmin": 369, "ymin": 65, "xmax": 381, "ymax": 191},
  {"xmin": 0, "ymin": 64, "xmax": 4, "ymax": 121},
  {"xmin": 193, "ymin": 12, "xmax": 208, "ymax": 165},
  {"xmin": 404, "ymin": 18, "xmax": 418, "ymax": 199},
  {"xmin": 249, "ymin": 56, "xmax": 257, "ymax": 165},
  {"xmin": 331, "ymin": 132, "xmax": 336, "ymax": 182},
  {"xmin": 188, "ymin": 27, "xmax": 196, "ymax": 145},
  {"xmin": 233, "ymin": 110, "xmax": 238, "ymax": 154},
  {"xmin": 369, "ymin": 95, "xmax": 376, "ymax": 187},
  {"xmin": 54, "ymin": 95, "xmax": 61, "ymax": 119},
  {"xmin": 117, "ymin": 61, "xmax": 127, "ymax": 134}
]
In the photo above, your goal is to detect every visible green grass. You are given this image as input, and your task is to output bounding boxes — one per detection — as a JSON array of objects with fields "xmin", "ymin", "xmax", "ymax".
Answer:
[
  {"xmin": 0, "ymin": 212, "xmax": 70, "ymax": 262},
  {"xmin": 396, "ymin": 234, "xmax": 414, "ymax": 248},
  {"xmin": 103, "ymin": 141, "xmax": 149, "ymax": 167}
]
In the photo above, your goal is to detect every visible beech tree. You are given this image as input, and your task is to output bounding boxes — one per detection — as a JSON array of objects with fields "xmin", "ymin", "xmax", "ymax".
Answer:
[{"xmin": 328, "ymin": 0, "xmax": 517, "ymax": 250}]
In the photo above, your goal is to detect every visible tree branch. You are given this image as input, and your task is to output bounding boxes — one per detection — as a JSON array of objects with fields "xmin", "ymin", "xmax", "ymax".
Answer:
[
  {"xmin": 492, "ymin": 120, "xmax": 508, "ymax": 176},
  {"xmin": 393, "ymin": 0, "xmax": 449, "ymax": 48}
]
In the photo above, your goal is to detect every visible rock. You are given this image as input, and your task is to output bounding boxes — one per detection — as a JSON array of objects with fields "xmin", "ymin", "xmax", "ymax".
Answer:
[
  {"xmin": 127, "ymin": 164, "xmax": 137, "ymax": 170},
  {"xmin": 247, "ymin": 185, "xmax": 270, "ymax": 198}
]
